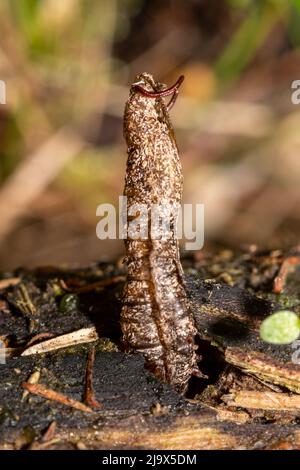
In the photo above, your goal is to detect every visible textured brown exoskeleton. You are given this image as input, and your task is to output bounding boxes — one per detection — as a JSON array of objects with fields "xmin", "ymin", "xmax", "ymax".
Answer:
[{"xmin": 121, "ymin": 73, "xmax": 200, "ymax": 393}]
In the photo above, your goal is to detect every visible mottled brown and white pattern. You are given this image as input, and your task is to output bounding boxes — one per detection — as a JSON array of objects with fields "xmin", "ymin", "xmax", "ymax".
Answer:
[{"xmin": 121, "ymin": 73, "xmax": 199, "ymax": 393}]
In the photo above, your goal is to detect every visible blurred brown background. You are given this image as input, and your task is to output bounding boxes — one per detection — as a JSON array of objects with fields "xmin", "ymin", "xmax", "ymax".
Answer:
[{"xmin": 0, "ymin": 0, "xmax": 300, "ymax": 270}]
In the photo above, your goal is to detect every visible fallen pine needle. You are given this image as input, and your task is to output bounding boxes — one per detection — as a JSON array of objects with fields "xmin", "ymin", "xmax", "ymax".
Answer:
[
  {"xmin": 84, "ymin": 346, "xmax": 102, "ymax": 409},
  {"xmin": 21, "ymin": 382, "xmax": 93, "ymax": 413},
  {"xmin": 0, "ymin": 277, "xmax": 21, "ymax": 289},
  {"xmin": 21, "ymin": 326, "xmax": 98, "ymax": 356}
]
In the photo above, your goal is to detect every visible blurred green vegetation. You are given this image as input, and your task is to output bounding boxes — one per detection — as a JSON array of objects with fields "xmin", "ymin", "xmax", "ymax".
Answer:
[{"xmin": 0, "ymin": 0, "xmax": 300, "ymax": 268}]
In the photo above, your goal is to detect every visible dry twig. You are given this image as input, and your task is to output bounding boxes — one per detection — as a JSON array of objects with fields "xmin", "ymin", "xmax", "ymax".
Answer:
[{"xmin": 273, "ymin": 256, "xmax": 300, "ymax": 294}]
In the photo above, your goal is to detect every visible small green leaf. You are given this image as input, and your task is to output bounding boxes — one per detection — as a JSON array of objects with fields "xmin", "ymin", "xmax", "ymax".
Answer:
[{"xmin": 260, "ymin": 310, "xmax": 300, "ymax": 345}]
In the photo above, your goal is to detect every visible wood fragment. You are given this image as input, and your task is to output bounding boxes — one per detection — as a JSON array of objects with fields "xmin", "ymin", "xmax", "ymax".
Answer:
[
  {"xmin": 21, "ymin": 382, "xmax": 94, "ymax": 413},
  {"xmin": 0, "ymin": 335, "xmax": 9, "ymax": 348},
  {"xmin": 22, "ymin": 369, "xmax": 40, "ymax": 401},
  {"xmin": 0, "ymin": 127, "xmax": 85, "ymax": 242},
  {"xmin": 16, "ymin": 283, "xmax": 37, "ymax": 316},
  {"xmin": 121, "ymin": 73, "xmax": 198, "ymax": 393},
  {"xmin": 84, "ymin": 347, "xmax": 102, "ymax": 409},
  {"xmin": 273, "ymin": 256, "xmax": 300, "ymax": 293},
  {"xmin": 150, "ymin": 403, "xmax": 169, "ymax": 416},
  {"xmin": 223, "ymin": 390, "xmax": 300, "ymax": 411},
  {"xmin": 246, "ymin": 372, "xmax": 282, "ymax": 392},
  {"xmin": 21, "ymin": 327, "xmax": 98, "ymax": 356}
]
